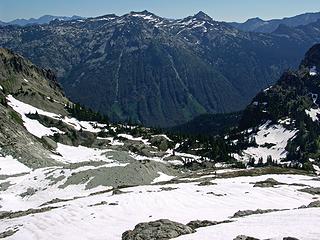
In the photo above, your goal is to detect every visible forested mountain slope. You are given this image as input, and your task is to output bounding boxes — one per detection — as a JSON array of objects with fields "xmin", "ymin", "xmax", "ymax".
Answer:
[{"xmin": 1, "ymin": 11, "xmax": 319, "ymax": 126}]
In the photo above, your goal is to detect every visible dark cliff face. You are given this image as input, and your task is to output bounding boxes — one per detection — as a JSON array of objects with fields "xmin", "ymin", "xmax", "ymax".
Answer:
[
  {"xmin": 0, "ymin": 11, "xmax": 319, "ymax": 127},
  {"xmin": 238, "ymin": 44, "xmax": 320, "ymax": 163},
  {"xmin": 0, "ymin": 48, "xmax": 58, "ymax": 84},
  {"xmin": 240, "ymin": 44, "xmax": 320, "ymax": 127},
  {"xmin": 301, "ymin": 44, "xmax": 320, "ymax": 69}
]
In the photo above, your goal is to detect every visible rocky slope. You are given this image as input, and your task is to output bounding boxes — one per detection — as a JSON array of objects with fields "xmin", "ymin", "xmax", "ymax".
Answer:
[
  {"xmin": 0, "ymin": 47, "xmax": 198, "ymax": 182},
  {"xmin": 0, "ymin": 48, "xmax": 69, "ymax": 167},
  {"xmin": 227, "ymin": 44, "xmax": 320, "ymax": 173},
  {"xmin": 1, "ymin": 11, "xmax": 319, "ymax": 126}
]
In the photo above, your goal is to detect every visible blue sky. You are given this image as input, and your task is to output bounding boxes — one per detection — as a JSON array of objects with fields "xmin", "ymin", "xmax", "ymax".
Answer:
[{"xmin": 1, "ymin": 0, "xmax": 320, "ymax": 22}]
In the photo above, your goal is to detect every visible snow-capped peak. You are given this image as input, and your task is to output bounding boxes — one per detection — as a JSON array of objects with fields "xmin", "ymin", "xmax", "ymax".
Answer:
[
  {"xmin": 127, "ymin": 10, "xmax": 160, "ymax": 22},
  {"xmin": 88, "ymin": 14, "xmax": 118, "ymax": 22}
]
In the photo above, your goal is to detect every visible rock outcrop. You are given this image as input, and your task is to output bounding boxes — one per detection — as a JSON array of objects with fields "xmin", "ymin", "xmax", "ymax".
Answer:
[{"xmin": 122, "ymin": 219, "xmax": 195, "ymax": 240}]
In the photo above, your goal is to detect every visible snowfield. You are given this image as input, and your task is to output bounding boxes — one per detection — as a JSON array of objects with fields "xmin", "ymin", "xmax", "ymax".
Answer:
[
  {"xmin": 0, "ymin": 153, "xmax": 30, "ymax": 175},
  {"xmin": 174, "ymin": 208, "xmax": 320, "ymax": 240},
  {"xmin": 51, "ymin": 143, "xmax": 114, "ymax": 164},
  {"xmin": 1, "ymin": 172, "xmax": 320, "ymax": 240},
  {"xmin": 2, "ymin": 95, "xmax": 320, "ymax": 240}
]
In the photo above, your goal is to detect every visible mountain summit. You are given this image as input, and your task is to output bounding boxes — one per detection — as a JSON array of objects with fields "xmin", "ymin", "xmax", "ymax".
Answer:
[{"xmin": 193, "ymin": 11, "xmax": 213, "ymax": 21}]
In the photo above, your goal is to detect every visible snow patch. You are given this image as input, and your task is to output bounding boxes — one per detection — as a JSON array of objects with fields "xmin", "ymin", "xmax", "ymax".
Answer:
[
  {"xmin": 107, "ymin": 137, "xmax": 125, "ymax": 146},
  {"xmin": 7, "ymin": 95, "xmax": 106, "ymax": 135},
  {"xmin": 313, "ymin": 164, "xmax": 320, "ymax": 175},
  {"xmin": 131, "ymin": 13, "xmax": 159, "ymax": 23},
  {"xmin": 118, "ymin": 134, "xmax": 150, "ymax": 145},
  {"xmin": 237, "ymin": 121, "xmax": 298, "ymax": 163},
  {"xmin": 7, "ymin": 95, "xmax": 64, "ymax": 138},
  {"xmin": 88, "ymin": 16, "xmax": 116, "ymax": 22},
  {"xmin": 51, "ymin": 143, "xmax": 114, "ymax": 164},
  {"xmin": 151, "ymin": 172, "xmax": 175, "ymax": 184},
  {"xmin": 152, "ymin": 134, "xmax": 173, "ymax": 142},
  {"xmin": 0, "ymin": 153, "xmax": 30, "ymax": 175},
  {"xmin": 310, "ymin": 66, "xmax": 318, "ymax": 76},
  {"xmin": 263, "ymin": 86, "xmax": 272, "ymax": 92},
  {"xmin": 305, "ymin": 108, "xmax": 320, "ymax": 121}
]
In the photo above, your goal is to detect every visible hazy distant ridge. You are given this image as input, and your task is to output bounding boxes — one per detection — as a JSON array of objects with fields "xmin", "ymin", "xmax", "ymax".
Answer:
[{"xmin": 0, "ymin": 15, "xmax": 84, "ymax": 26}]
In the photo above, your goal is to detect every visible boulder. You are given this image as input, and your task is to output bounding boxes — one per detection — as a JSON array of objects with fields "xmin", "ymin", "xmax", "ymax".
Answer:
[
  {"xmin": 19, "ymin": 187, "xmax": 36, "ymax": 198},
  {"xmin": 150, "ymin": 135, "xmax": 173, "ymax": 151},
  {"xmin": 163, "ymin": 155, "xmax": 184, "ymax": 162},
  {"xmin": 232, "ymin": 208, "xmax": 281, "ymax": 218},
  {"xmin": 122, "ymin": 219, "xmax": 195, "ymax": 240},
  {"xmin": 233, "ymin": 235, "xmax": 259, "ymax": 240},
  {"xmin": 197, "ymin": 181, "xmax": 217, "ymax": 186},
  {"xmin": 124, "ymin": 140, "xmax": 165, "ymax": 158},
  {"xmin": 186, "ymin": 220, "xmax": 217, "ymax": 229},
  {"xmin": 253, "ymin": 178, "xmax": 283, "ymax": 188}
]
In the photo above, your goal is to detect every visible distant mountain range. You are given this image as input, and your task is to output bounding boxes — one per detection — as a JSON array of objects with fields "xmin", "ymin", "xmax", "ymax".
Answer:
[
  {"xmin": 0, "ymin": 15, "xmax": 84, "ymax": 26},
  {"xmin": 2, "ymin": 11, "xmax": 320, "ymax": 32},
  {"xmin": 1, "ymin": 10, "xmax": 320, "ymax": 127},
  {"xmin": 230, "ymin": 12, "xmax": 320, "ymax": 33}
]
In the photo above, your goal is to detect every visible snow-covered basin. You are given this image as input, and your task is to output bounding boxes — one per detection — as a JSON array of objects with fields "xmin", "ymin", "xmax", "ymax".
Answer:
[
  {"xmin": 1, "ymin": 174, "xmax": 319, "ymax": 240},
  {"xmin": 237, "ymin": 121, "xmax": 298, "ymax": 162}
]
